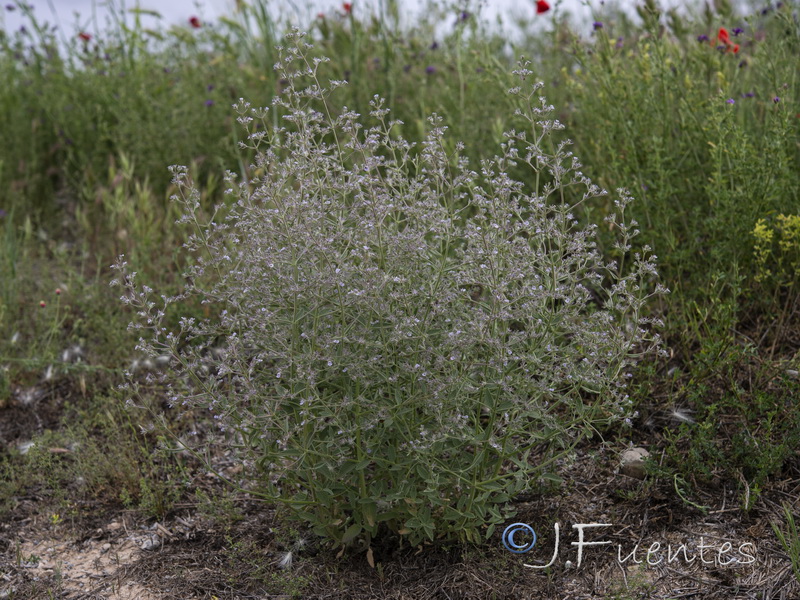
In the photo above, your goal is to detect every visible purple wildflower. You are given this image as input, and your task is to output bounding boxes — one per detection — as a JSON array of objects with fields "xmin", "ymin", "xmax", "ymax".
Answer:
[
  {"xmin": 773, "ymin": 96, "xmax": 780, "ymax": 103},
  {"xmin": 205, "ymin": 99, "xmax": 214, "ymax": 107},
  {"xmin": 697, "ymin": 34, "xmax": 709, "ymax": 42},
  {"xmin": 425, "ymin": 65, "xmax": 436, "ymax": 75},
  {"xmin": 593, "ymin": 21, "xmax": 603, "ymax": 30},
  {"xmin": 459, "ymin": 11, "xmax": 470, "ymax": 21},
  {"xmin": 726, "ymin": 98, "xmax": 735, "ymax": 104},
  {"xmin": 430, "ymin": 41, "xmax": 439, "ymax": 50},
  {"xmin": 732, "ymin": 27, "xmax": 743, "ymax": 35}
]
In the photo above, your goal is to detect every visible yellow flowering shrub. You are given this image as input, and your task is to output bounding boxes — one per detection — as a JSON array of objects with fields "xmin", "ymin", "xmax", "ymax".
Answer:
[{"xmin": 752, "ymin": 214, "xmax": 800, "ymax": 287}]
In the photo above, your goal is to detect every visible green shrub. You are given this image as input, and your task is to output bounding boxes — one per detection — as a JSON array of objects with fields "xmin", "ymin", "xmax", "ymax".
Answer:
[{"xmin": 115, "ymin": 32, "xmax": 662, "ymax": 548}]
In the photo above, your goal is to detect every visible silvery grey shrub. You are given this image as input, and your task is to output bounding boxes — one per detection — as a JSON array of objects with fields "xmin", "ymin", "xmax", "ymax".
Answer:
[{"xmin": 114, "ymin": 31, "xmax": 664, "ymax": 547}]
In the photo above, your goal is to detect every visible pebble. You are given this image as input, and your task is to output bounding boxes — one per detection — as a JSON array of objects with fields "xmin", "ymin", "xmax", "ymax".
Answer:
[
  {"xmin": 620, "ymin": 447, "xmax": 650, "ymax": 479},
  {"xmin": 141, "ymin": 535, "xmax": 161, "ymax": 551}
]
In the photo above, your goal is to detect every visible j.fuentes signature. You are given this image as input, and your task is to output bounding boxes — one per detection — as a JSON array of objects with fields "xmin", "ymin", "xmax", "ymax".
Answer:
[{"xmin": 502, "ymin": 522, "xmax": 756, "ymax": 569}]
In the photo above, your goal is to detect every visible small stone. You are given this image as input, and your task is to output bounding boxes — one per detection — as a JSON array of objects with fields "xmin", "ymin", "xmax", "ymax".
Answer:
[
  {"xmin": 101, "ymin": 543, "xmax": 111, "ymax": 552},
  {"xmin": 620, "ymin": 447, "xmax": 650, "ymax": 479},
  {"xmin": 141, "ymin": 535, "xmax": 161, "ymax": 551}
]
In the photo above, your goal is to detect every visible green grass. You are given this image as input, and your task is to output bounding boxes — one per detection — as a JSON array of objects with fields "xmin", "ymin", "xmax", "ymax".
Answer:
[
  {"xmin": 773, "ymin": 501, "xmax": 800, "ymax": 584},
  {"xmin": 0, "ymin": 0, "xmax": 798, "ymax": 538}
]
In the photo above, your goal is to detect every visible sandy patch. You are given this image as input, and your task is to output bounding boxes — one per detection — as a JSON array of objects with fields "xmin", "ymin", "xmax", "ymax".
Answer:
[{"xmin": 14, "ymin": 520, "xmax": 163, "ymax": 600}]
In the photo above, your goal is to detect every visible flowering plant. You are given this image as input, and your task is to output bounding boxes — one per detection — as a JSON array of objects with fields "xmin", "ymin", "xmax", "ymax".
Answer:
[{"xmin": 115, "ymin": 32, "xmax": 662, "ymax": 548}]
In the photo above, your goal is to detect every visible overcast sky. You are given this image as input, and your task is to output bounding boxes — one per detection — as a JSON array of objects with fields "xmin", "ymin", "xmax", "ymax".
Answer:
[{"xmin": 3, "ymin": 0, "xmax": 743, "ymax": 37}]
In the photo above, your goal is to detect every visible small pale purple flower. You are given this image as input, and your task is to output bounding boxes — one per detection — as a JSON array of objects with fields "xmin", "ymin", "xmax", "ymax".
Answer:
[
  {"xmin": 744, "ymin": 91, "xmax": 755, "ymax": 98},
  {"xmin": 205, "ymin": 99, "xmax": 214, "ymax": 107},
  {"xmin": 732, "ymin": 27, "xmax": 743, "ymax": 36},
  {"xmin": 697, "ymin": 34, "xmax": 709, "ymax": 42},
  {"xmin": 459, "ymin": 11, "xmax": 470, "ymax": 21},
  {"xmin": 593, "ymin": 21, "xmax": 603, "ymax": 30},
  {"xmin": 425, "ymin": 65, "xmax": 436, "ymax": 75},
  {"xmin": 616, "ymin": 37, "xmax": 624, "ymax": 48},
  {"xmin": 726, "ymin": 98, "xmax": 735, "ymax": 104},
  {"xmin": 773, "ymin": 96, "xmax": 780, "ymax": 103}
]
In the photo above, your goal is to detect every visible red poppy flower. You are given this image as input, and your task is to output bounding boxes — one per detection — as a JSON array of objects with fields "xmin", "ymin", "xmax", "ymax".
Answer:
[
  {"xmin": 189, "ymin": 16, "xmax": 201, "ymax": 28},
  {"xmin": 710, "ymin": 27, "xmax": 740, "ymax": 54},
  {"xmin": 343, "ymin": 2, "xmax": 352, "ymax": 14},
  {"xmin": 536, "ymin": 0, "xmax": 550, "ymax": 13},
  {"xmin": 78, "ymin": 32, "xmax": 91, "ymax": 42}
]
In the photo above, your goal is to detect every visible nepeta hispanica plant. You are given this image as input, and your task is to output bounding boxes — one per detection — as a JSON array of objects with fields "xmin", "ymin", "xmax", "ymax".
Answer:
[{"xmin": 114, "ymin": 31, "xmax": 663, "ymax": 547}]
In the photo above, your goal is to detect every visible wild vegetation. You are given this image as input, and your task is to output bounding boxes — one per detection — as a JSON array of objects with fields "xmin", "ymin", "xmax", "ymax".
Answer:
[{"xmin": 0, "ymin": 0, "xmax": 798, "ymax": 598}]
